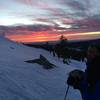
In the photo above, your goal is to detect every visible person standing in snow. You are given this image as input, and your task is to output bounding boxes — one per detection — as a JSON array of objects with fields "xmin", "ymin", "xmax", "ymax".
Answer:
[{"xmin": 67, "ymin": 44, "xmax": 100, "ymax": 100}]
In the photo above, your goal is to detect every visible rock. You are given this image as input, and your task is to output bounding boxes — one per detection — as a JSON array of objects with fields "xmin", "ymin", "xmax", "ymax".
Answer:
[{"xmin": 25, "ymin": 54, "xmax": 56, "ymax": 69}]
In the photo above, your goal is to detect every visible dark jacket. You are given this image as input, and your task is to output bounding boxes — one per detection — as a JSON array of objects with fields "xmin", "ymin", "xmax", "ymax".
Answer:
[
  {"xmin": 81, "ymin": 55, "xmax": 100, "ymax": 100},
  {"xmin": 86, "ymin": 55, "xmax": 100, "ymax": 87}
]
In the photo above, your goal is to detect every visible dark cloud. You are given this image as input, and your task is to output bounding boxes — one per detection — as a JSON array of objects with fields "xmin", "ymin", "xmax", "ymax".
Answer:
[
  {"xmin": 70, "ymin": 13, "xmax": 100, "ymax": 32},
  {"xmin": 60, "ymin": 0, "xmax": 91, "ymax": 18},
  {"xmin": 13, "ymin": 0, "xmax": 91, "ymax": 20},
  {"xmin": 0, "ymin": 24, "xmax": 55, "ymax": 36},
  {"xmin": 1, "ymin": 0, "xmax": 100, "ymax": 35},
  {"xmin": 83, "ymin": 15, "xmax": 100, "ymax": 28},
  {"xmin": 67, "ymin": 1, "xmax": 87, "ymax": 11},
  {"xmin": 46, "ymin": 8, "xmax": 67, "ymax": 18}
]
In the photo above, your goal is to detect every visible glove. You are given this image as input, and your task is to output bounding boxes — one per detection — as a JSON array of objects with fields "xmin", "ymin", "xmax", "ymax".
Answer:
[{"xmin": 67, "ymin": 69, "xmax": 84, "ymax": 89}]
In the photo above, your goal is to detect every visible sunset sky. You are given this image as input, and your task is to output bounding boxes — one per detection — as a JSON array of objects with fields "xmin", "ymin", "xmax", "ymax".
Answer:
[{"xmin": 0, "ymin": 0, "xmax": 100, "ymax": 42}]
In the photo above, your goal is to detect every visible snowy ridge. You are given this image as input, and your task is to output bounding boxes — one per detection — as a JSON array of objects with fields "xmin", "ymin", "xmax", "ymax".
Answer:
[{"xmin": 0, "ymin": 36, "xmax": 85, "ymax": 100}]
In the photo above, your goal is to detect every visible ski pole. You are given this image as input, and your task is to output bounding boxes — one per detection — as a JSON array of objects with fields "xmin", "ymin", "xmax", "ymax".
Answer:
[{"xmin": 64, "ymin": 85, "xmax": 70, "ymax": 100}]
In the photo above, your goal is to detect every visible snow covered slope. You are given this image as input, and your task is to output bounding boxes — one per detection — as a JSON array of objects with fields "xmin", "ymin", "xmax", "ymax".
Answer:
[{"xmin": 0, "ymin": 36, "xmax": 85, "ymax": 100}]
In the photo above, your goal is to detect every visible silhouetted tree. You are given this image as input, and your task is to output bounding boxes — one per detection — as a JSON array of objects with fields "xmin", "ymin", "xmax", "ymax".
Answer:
[{"xmin": 59, "ymin": 35, "xmax": 68, "ymax": 47}]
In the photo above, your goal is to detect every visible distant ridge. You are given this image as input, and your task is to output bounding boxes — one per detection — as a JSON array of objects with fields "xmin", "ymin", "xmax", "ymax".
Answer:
[{"xmin": 25, "ymin": 38, "xmax": 100, "ymax": 45}]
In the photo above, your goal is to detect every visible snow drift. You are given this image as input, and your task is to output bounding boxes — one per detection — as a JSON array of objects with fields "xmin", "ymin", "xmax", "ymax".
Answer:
[{"xmin": 0, "ymin": 36, "xmax": 85, "ymax": 100}]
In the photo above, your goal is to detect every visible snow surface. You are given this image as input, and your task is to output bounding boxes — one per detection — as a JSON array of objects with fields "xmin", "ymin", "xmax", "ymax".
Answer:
[{"xmin": 0, "ymin": 36, "xmax": 86, "ymax": 100}]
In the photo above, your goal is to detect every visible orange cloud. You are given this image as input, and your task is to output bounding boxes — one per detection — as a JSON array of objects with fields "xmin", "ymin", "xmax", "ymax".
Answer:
[
  {"xmin": 6, "ymin": 31, "xmax": 100, "ymax": 43},
  {"xmin": 6, "ymin": 31, "xmax": 60, "ymax": 42}
]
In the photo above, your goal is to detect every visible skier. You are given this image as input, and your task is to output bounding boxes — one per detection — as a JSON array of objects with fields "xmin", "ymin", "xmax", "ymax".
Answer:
[{"xmin": 67, "ymin": 45, "xmax": 100, "ymax": 100}]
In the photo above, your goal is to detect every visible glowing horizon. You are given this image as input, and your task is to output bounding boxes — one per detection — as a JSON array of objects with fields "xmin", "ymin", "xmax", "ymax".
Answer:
[{"xmin": 6, "ymin": 31, "xmax": 100, "ymax": 43}]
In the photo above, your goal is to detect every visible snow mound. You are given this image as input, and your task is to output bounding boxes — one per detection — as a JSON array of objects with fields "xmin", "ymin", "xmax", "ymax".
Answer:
[{"xmin": 0, "ymin": 36, "xmax": 85, "ymax": 100}]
